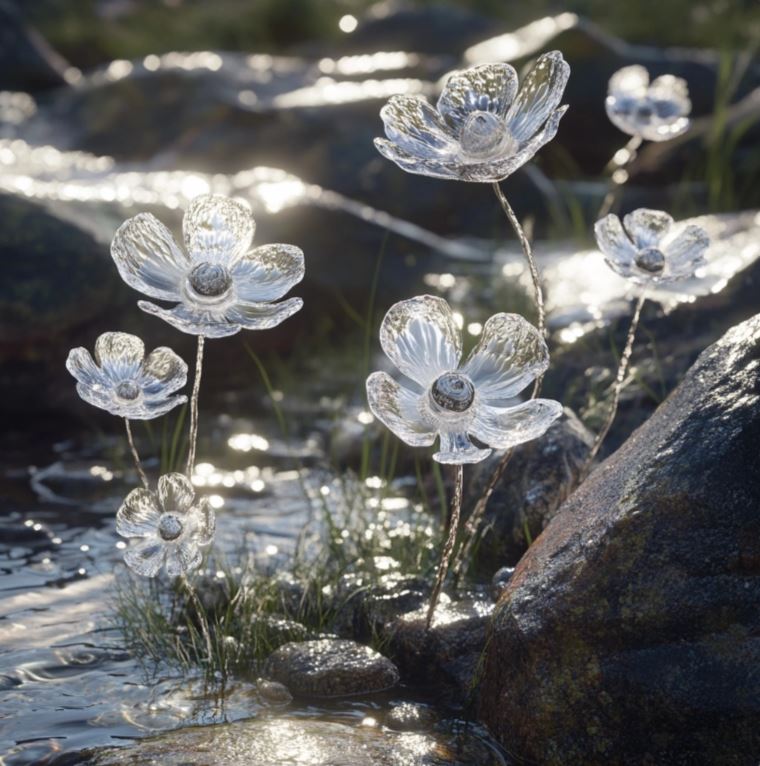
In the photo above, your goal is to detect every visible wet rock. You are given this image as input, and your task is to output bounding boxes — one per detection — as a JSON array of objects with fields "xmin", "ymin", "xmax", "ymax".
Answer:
[
  {"xmin": 490, "ymin": 567, "xmax": 514, "ymax": 602},
  {"xmin": 252, "ymin": 615, "xmax": 311, "ymax": 651},
  {"xmin": 479, "ymin": 313, "xmax": 760, "ymax": 765},
  {"xmin": 255, "ymin": 677, "xmax": 292, "ymax": 706},
  {"xmin": 465, "ymin": 409, "xmax": 593, "ymax": 571},
  {"xmin": 386, "ymin": 597, "xmax": 493, "ymax": 701},
  {"xmin": 262, "ymin": 638, "xmax": 399, "ymax": 698},
  {"xmin": 385, "ymin": 701, "xmax": 438, "ymax": 732}
]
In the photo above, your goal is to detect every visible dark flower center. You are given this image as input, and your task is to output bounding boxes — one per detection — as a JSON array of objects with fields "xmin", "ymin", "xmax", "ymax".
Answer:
[
  {"xmin": 460, "ymin": 111, "xmax": 515, "ymax": 160},
  {"xmin": 115, "ymin": 380, "xmax": 141, "ymax": 401},
  {"xmin": 158, "ymin": 512, "xmax": 184, "ymax": 541},
  {"xmin": 635, "ymin": 101, "xmax": 654, "ymax": 121},
  {"xmin": 635, "ymin": 247, "xmax": 666, "ymax": 274},
  {"xmin": 188, "ymin": 262, "xmax": 232, "ymax": 297},
  {"xmin": 431, "ymin": 372, "xmax": 475, "ymax": 413}
]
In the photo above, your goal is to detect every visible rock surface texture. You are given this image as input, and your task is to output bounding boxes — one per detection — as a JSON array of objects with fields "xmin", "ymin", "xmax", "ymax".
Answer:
[{"xmin": 479, "ymin": 314, "xmax": 760, "ymax": 765}]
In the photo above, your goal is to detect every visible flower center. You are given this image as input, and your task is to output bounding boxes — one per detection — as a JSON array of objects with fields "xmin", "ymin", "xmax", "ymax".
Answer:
[
  {"xmin": 157, "ymin": 512, "xmax": 184, "ymax": 541},
  {"xmin": 635, "ymin": 100, "xmax": 655, "ymax": 122},
  {"xmin": 635, "ymin": 247, "xmax": 666, "ymax": 274},
  {"xmin": 188, "ymin": 262, "xmax": 232, "ymax": 298},
  {"xmin": 115, "ymin": 380, "xmax": 141, "ymax": 401},
  {"xmin": 430, "ymin": 372, "xmax": 475, "ymax": 413},
  {"xmin": 459, "ymin": 111, "xmax": 515, "ymax": 160}
]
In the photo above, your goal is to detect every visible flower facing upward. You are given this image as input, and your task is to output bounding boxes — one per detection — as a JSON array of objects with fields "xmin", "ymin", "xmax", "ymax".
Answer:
[
  {"xmin": 111, "ymin": 194, "xmax": 305, "ymax": 337},
  {"xmin": 595, "ymin": 208, "xmax": 709, "ymax": 287},
  {"xmin": 366, "ymin": 296, "xmax": 563, "ymax": 464},
  {"xmin": 116, "ymin": 473, "xmax": 215, "ymax": 577},
  {"xmin": 375, "ymin": 52, "xmax": 570, "ymax": 182},
  {"xmin": 66, "ymin": 332, "xmax": 187, "ymax": 419},
  {"xmin": 606, "ymin": 65, "xmax": 691, "ymax": 142}
]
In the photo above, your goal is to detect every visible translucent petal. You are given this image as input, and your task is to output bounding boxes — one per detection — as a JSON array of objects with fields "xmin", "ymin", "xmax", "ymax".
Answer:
[
  {"xmin": 124, "ymin": 538, "xmax": 165, "ymax": 577},
  {"xmin": 470, "ymin": 399, "xmax": 563, "ymax": 450},
  {"xmin": 594, "ymin": 214, "xmax": 637, "ymax": 271},
  {"xmin": 158, "ymin": 473, "xmax": 195, "ymax": 513},
  {"xmin": 141, "ymin": 347, "xmax": 188, "ymax": 396},
  {"xmin": 434, "ymin": 431, "xmax": 491, "ymax": 464},
  {"xmin": 649, "ymin": 75, "xmax": 690, "ymax": 114},
  {"xmin": 191, "ymin": 498, "xmax": 216, "ymax": 546},
  {"xmin": 183, "ymin": 194, "xmax": 254, "ymax": 266},
  {"xmin": 608, "ymin": 65, "xmax": 649, "ymax": 98},
  {"xmin": 663, "ymin": 224, "xmax": 709, "ymax": 278},
  {"xmin": 116, "ymin": 488, "xmax": 161, "ymax": 538},
  {"xmin": 66, "ymin": 348, "xmax": 109, "ymax": 389},
  {"xmin": 231, "ymin": 244, "xmax": 305, "ymax": 302},
  {"xmin": 437, "ymin": 63, "xmax": 518, "ymax": 132},
  {"xmin": 138, "ymin": 300, "xmax": 241, "ymax": 338},
  {"xmin": 380, "ymin": 96, "xmax": 458, "ymax": 156},
  {"xmin": 505, "ymin": 51, "xmax": 570, "ymax": 144},
  {"xmin": 74, "ymin": 382, "xmax": 119, "ymax": 414},
  {"xmin": 111, "ymin": 213, "xmax": 187, "ymax": 301},
  {"xmin": 379, "ymin": 295, "xmax": 462, "ymax": 387},
  {"xmin": 165, "ymin": 540, "xmax": 202, "ymax": 577},
  {"xmin": 95, "ymin": 332, "xmax": 145, "ymax": 381},
  {"xmin": 374, "ymin": 138, "xmax": 462, "ymax": 181},
  {"xmin": 130, "ymin": 394, "xmax": 188, "ymax": 420},
  {"xmin": 366, "ymin": 371, "xmax": 436, "ymax": 447},
  {"xmin": 462, "ymin": 313, "xmax": 549, "ymax": 405},
  {"xmin": 226, "ymin": 297, "xmax": 303, "ymax": 330},
  {"xmin": 623, "ymin": 209, "xmax": 674, "ymax": 249}
]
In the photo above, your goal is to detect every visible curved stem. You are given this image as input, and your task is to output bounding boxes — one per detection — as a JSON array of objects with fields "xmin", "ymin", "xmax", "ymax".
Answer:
[
  {"xmin": 597, "ymin": 134, "xmax": 643, "ymax": 218},
  {"xmin": 426, "ymin": 464, "xmax": 464, "ymax": 630},
  {"xmin": 182, "ymin": 574, "xmax": 214, "ymax": 669},
  {"xmin": 186, "ymin": 335, "xmax": 205, "ymax": 477},
  {"xmin": 124, "ymin": 418, "xmax": 149, "ymax": 489},
  {"xmin": 581, "ymin": 293, "xmax": 646, "ymax": 477}
]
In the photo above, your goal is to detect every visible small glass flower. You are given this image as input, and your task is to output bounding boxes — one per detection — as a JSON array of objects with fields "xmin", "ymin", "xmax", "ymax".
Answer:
[
  {"xmin": 66, "ymin": 332, "xmax": 187, "ymax": 419},
  {"xmin": 116, "ymin": 473, "xmax": 215, "ymax": 577},
  {"xmin": 595, "ymin": 208, "xmax": 709, "ymax": 287},
  {"xmin": 111, "ymin": 194, "xmax": 305, "ymax": 337},
  {"xmin": 606, "ymin": 65, "xmax": 691, "ymax": 142},
  {"xmin": 366, "ymin": 295, "xmax": 563, "ymax": 464},
  {"xmin": 375, "ymin": 51, "xmax": 570, "ymax": 182}
]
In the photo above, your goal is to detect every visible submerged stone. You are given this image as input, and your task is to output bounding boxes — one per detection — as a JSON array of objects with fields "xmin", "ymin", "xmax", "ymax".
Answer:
[{"xmin": 255, "ymin": 678, "xmax": 293, "ymax": 706}]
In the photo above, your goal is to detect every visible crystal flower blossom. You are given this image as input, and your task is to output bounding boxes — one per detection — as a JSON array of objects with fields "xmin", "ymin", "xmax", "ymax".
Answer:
[
  {"xmin": 116, "ymin": 473, "xmax": 215, "ymax": 577},
  {"xmin": 66, "ymin": 332, "xmax": 187, "ymax": 419},
  {"xmin": 375, "ymin": 51, "xmax": 570, "ymax": 182},
  {"xmin": 366, "ymin": 296, "xmax": 563, "ymax": 464},
  {"xmin": 606, "ymin": 65, "xmax": 691, "ymax": 142},
  {"xmin": 111, "ymin": 194, "xmax": 305, "ymax": 338},
  {"xmin": 595, "ymin": 208, "xmax": 709, "ymax": 287}
]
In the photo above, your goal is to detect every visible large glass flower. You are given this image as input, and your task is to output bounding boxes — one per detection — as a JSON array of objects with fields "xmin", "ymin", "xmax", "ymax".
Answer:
[
  {"xmin": 111, "ymin": 194, "xmax": 305, "ymax": 337},
  {"xmin": 66, "ymin": 332, "xmax": 187, "ymax": 419},
  {"xmin": 116, "ymin": 473, "xmax": 215, "ymax": 577},
  {"xmin": 595, "ymin": 208, "xmax": 709, "ymax": 287},
  {"xmin": 366, "ymin": 296, "xmax": 563, "ymax": 464},
  {"xmin": 606, "ymin": 65, "xmax": 691, "ymax": 142},
  {"xmin": 374, "ymin": 51, "xmax": 570, "ymax": 182}
]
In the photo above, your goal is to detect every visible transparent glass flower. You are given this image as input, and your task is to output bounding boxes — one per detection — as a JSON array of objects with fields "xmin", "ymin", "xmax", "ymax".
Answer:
[
  {"xmin": 595, "ymin": 208, "xmax": 709, "ymax": 287},
  {"xmin": 366, "ymin": 296, "xmax": 563, "ymax": 464},
  {"xmin": 66, "ymin": 332, "xmax": 187, "ymax": 419},
  {"xmin": 606, "ymin": 65, "xmax": 691, "ymax": 142},
  {"xmin": 116, "ymin": 473, "xmax": 215, "ymax": 577},
  {"xmin": 374, "ymin": 51, "xmax": 570, "ymax": 182},
  {"xmin": 111, "ymin": 194, "xmax": 305, "ymax": 337}
]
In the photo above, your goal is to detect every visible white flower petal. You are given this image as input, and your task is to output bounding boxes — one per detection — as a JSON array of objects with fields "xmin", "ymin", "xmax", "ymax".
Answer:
[
  {"xmin": 158, "ymin": 473, "xmax": 195, "ymax": 513},
  {"xmin": 231, "ymin": 244, "xmax": 305, "ymax": 302},
  {"xmin": 124, "ymin": 538, "xmax": 166, "ymax": 577},
  {"xmin": 366, "ymin": 371, "xmax": 436, "ymax": 447},
  {"xmin": 66, "ymin": 347, "xmax": 109, "ymax": 389},
  {"xmin": 94, "ymin": 332, "xmax": 145, "ymax": 380},
  {"xmin": 470, "ymin": 399, "xmax": 563, "ymax": 450},
  {"xmin": 111, "ymin": 213, "xmax": 187, "ymax": 301},
  {"xmin": 663, "ymin": 224, "xmax": 709, "ymax": 278},
  {"xmin": 183, "ymin": 194, "xmax": 254, "ymax": 266},
  {"xmin": 380, "ymin": 95, "xmax": 458, "ymax": 157},
  {"xmin": 374, "ymin": 138, "xmax": 462, "ymax": 180},
  {"xmin": 608, "ymin": 65, "xmax": 649, "ymax": 98},
  {"xmin": 434, "ymin": 431, "xmax": 491, "ymax": 464},
  {"xmin": 462, "ymin": 313, "xmax": 549, "ymax": 405},
  {"xmin": 138, "ymin": 300, "xmax": 241, "ymax": 338},
  {"xmin": 132, "ymin": 395, "xmax": 188, "ymax": 420},
  {"xmin": 191, "ymin": 497, "xmax": 216, "ymax": 546},
  {"xmin": 437, "ymin": 63, "xmax": 518, "ymax": 132},
  {"xmin": 74, "ymin": 382, "xmax": 118, "ymax": 414},
  {"xmin": 379, "ymin": 295, "xmax": 462, "ymax": 387},
  {"xmin": 117, "ymin": 488, "xmax": 161, "ymax": 538},
  {"xmin": 594, "ymin": 214, "xmax": 637, "ymax": 274},
  {"xmin": 165, "ymin": 540, "xmax": 202, "ymax": 577},
  {"xmin": 141, "ymin": 347, "xmax": 188, "ymax": 396},
  {"xmin": 226, "ymin": 297, "xmax": 303, "ymax": 330},
  {"xmin": 505, "ymin": 51, "xmax": 570, "ymax": 144},
  {"xmin": 623, "ymin": 209, "xmax": 674, "ymax": 249},
  {"xmin": 649, "ymin": 74, "xmax": 690, "ymax": 114}
]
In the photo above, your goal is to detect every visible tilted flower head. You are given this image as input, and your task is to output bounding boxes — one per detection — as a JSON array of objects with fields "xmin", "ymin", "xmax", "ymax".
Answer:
[
  {"xmin": 111, "ymin": 194, "xmax": 305, "ymax": 337},
  {"xmin": 366, "ymin": 296, "xmax": 563, "ymax": 464},
  {"xmin": 116, "ymin": 473, "xmax": 215, "ymax": 577},
  {"xmin": 606, "ymin": 65, "xmax": 691, "ymax": 142},
  {"xmin": 375, "ymin": 52, "xmax": 570, "ymax": 182},
  {"xmin": 66, "ymin": 332, "xmax": 187, "ymax": 419},
  {"xmin": 595, "ymin": 208, "xmax": 709, "ymax": 287}
]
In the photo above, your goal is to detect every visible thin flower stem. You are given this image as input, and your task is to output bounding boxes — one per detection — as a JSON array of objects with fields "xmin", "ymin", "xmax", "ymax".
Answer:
[
  {"xmin": 186, "ymin": 335, "xmax": 205, "ymax": 477},
  {"xmin": 597, "ymin": 134, "xmax": 643, "ymax": 218},
  {"xmin": 182, "ymin": 574, "xmax": 214, "ymax": 669},
  {"xmin": 124, "ymin": 418, "xmax": 149, "ymax": 489},
  {"xmin": 426, "ymin": 464, "xmax": 463, "ymax": 630},
  {"xmin": 582, "ymin": 293, "xmax": 646, "ymax": 477}
]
